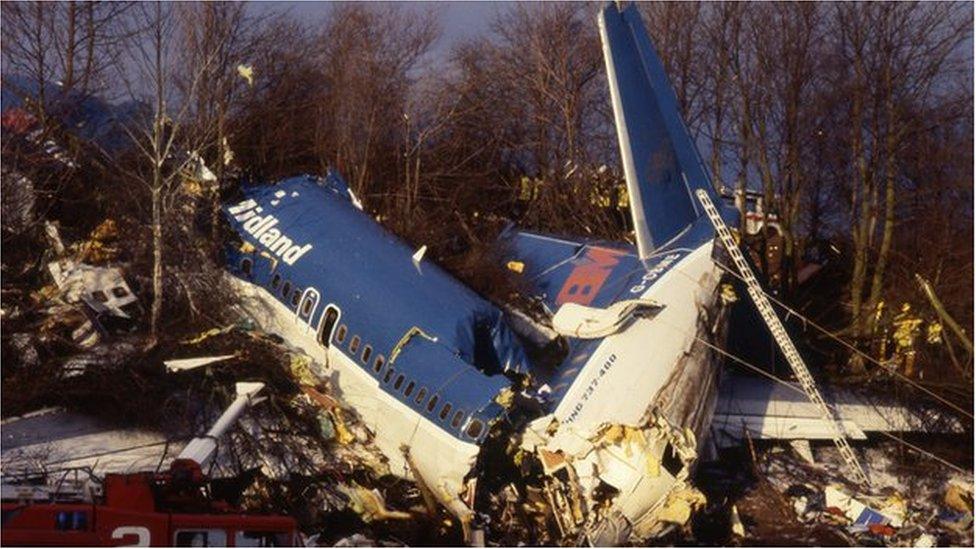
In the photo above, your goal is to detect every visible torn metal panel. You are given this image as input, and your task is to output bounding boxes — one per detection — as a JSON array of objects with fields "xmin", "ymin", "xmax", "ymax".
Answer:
[{"xmin": 164, "ymin": 354, "xmax": 236, "ymax": 373}]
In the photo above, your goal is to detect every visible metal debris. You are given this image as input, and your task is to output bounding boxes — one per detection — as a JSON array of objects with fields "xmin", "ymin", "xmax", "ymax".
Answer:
[{"xmin": 164, "ymin": 354, "xmax": 237, "ymax": 372}]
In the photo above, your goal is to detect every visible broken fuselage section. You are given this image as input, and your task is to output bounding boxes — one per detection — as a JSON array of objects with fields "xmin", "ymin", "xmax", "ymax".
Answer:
[{"xmin": 220, "ymin": 172, "xmax": 730, "ymax": 544}]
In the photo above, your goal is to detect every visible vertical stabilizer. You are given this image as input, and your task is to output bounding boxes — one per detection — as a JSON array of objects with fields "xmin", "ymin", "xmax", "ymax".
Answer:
[{"xmin": 599, "ymin": 3, "xmax": 718, "ymax": 258}]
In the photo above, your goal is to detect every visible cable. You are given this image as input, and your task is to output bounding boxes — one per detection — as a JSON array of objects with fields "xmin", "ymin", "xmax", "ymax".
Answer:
[
  {"xmin": 694, "ymin": 334, "xmax": 971, "ymax": 477},
  {"xmin": 710, "ymin": 261, "xmax": 973, "ymax": 420},
  {"xmin": 660, "ymin": 252, "xmax": 973, "ymax": 420}
]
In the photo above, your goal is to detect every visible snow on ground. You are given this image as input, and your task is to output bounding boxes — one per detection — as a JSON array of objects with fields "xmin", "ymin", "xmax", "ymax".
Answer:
[{"xmin": 1, "ymin": 407, "xmax": 179, "ymax": 475}]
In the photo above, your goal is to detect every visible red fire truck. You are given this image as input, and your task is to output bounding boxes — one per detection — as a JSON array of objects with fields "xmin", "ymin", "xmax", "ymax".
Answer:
[{"xmin": 2, "ymin": 383, "xmax": 299, "ymax": 546}]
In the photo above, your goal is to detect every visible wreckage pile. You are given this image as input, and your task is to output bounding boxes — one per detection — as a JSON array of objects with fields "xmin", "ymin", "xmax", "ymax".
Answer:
[{"xmin": 693, "ymin": 440, "xmax": 973, "ymax": 547}]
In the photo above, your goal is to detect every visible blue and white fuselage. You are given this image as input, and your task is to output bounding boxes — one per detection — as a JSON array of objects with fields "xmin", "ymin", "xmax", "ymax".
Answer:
[{"xmin": 221, "ymin": 3, "xmax": 735, "ymax": 544}]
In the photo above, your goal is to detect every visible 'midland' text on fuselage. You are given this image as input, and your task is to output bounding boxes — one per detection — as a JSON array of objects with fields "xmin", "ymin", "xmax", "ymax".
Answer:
[{"xmin": 228, "ymin": 199, "xmax": 313, "ymax": 265}]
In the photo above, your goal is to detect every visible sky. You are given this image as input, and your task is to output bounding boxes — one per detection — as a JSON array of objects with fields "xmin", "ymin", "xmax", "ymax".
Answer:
[{"xmin": 252, "ymin": 1, "xmax": 503, "ymax": 56}]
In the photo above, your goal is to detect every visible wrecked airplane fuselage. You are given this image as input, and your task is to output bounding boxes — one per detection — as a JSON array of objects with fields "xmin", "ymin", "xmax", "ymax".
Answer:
[
  {"xmin": 220, "ymin": 173, "xmax": 730, "ymax": 544},
  {"xmin": 219, "ymin": 3, "xmax": 737, "ymax": 544}
]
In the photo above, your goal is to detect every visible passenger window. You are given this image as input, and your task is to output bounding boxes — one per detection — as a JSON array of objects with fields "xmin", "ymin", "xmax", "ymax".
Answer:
[
  {"xmin": 404, "ymin": 381, "xmax": 415, "ymax": 397},
  {"xmin": 281, "ymin": 281, "xmax": 291, "ymax": 299},
  {"xmin": 318, "ymin": 307, "xmax": 338, "ymax": 348},
  {"xmin": 415, "ymin": 387, "xmax": 427, "ymax": 404},
  {"xmin": 568, "ymin": 284, "xmax": 578, "ymax": 295},
  {"xmin": 291, "ymin": 289, "xmax": 301, "ymax": 307},
  {"xmin": 336, "ymin": 325, "xmax": 347, "ymax": 343},
  {"xmin": 581, "ymin": 285, "xmax": 592, "ymax": 295},
  {"xmin": 383, "ymin": 368, "xmax": 395, "ymax": 384},
  {"xmin": 394, "ymin": 374, "xmax": 405, "ymax": 390},
  {"xmin": 112, "ymin": 286, "xmax": 129, "ymax": 298},
  {"xmin": 272, "ymin": 273, "xmax": 281, "ymax": 289},
  {"xmin": 466, "ymin": 419, "xmax": 484, "ymax": 439},
  {"xmin": 439, "ymin": 403, "xmax": 452, "ymax": 421},
  {"xmin": 241, "ymin": 257, "xmax": 253, "ymax": 276},
  {"xmin": 174, "ymin": 529, "xmax": 227, "ymax": 547},
  {"xmin": 235, "ymin": 531, "xmax": 292, "ymax": 547},
  {"xmin": 427, "ymin": 395, "xmax": 439, "ymax": 413},
  {"xmin": 452, "ymin": 410, "xmax": 465, "ymax": 428},
  {"xmin": 92, "ymin": 290, "xmax": 108, "ymax": 303},
  {"xmin": 361, "ymin": 345, "xmax": 372, "ymax": 364},
  {"xmin": 301, "ymin": 298, "xmax": 313, "ymax": 317},
  {"xmin": 349, "ymin": 336, "xmax": 360, "ymax": 354},
  {"xmin": 373, "ymin": 355, "xmax": 385, "ymax": 373}
]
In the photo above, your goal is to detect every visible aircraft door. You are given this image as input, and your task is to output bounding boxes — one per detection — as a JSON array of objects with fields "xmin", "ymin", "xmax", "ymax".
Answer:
[{"xmin": 318, "ymin": 305, "xmax": 340, "ymax": 349}]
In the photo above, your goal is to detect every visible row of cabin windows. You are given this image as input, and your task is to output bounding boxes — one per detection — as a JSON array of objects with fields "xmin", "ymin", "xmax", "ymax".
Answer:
[
  {"xmin": 268, "ymin": 269, "xmax": 307, "ymax": 310},
  {"xmin": 243, "ymin": 257, "xmax": 488, "ymax": 441},
  {"xmin": 241, "ymin": 258, "xmax": 315, "ymax": 317},
  {"xmin": 239, "ymin": 258, "xmax": 313, "ymax": 314},
  {"xmin": 332, "ymin": 321, "xmax": 485, "ymax": 440}
]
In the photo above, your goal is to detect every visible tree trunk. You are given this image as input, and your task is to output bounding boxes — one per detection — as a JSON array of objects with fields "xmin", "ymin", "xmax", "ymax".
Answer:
[
  {"xmin": 150, "ymin": 185, "xmax": 164, "ymax": 344},
  {"xmin": 864, "ymin": 63, "xmax": 897, "ymax": 335}
]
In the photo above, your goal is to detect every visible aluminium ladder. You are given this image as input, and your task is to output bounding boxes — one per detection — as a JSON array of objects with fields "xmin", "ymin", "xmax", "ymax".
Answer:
[{"xmin": 695, "ymin": 189, "xmax": 870, "ymax": 486}]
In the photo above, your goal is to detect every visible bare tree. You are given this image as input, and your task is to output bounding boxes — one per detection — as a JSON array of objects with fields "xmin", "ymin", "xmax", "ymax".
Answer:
[
  {"xmin": 314, "ymin": 3, "xmax": 439, "ymax": 199},
  {"xmin": 831, "ymin": 2, "xmax": 971, "ymax": 354},
  {"xmin": 112, "ymin": 2, "xmax": 225, "ymax": 344},
  {"xmin": 174, "ymin": 2, "xmax": 265, "ymax": 245},
  {"xmin": 1, "ymin": 1, "xmax": 130, "ymax": 126}
]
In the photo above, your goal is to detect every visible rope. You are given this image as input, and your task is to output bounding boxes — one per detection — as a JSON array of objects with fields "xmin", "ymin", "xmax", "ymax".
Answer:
[{"xmin": 695, "ymin": 334, "xmax": 970, "ymax": 477}]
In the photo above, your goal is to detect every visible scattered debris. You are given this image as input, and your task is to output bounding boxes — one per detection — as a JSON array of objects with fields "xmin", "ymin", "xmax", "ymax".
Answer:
[
  {"xmin": 164, "ymin": 354, "xmax": 236, "ymax": 372},
  {"xmin": 45, "ymin": 259, "xmax": 140, "ymax": 342}
]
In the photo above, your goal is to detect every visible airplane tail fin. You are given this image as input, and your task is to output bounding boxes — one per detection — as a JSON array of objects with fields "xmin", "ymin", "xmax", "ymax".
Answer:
[{"xmin": 598, "ymin": 3, "xmax": 719, "ymax": 258}]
